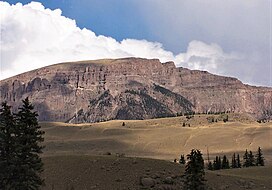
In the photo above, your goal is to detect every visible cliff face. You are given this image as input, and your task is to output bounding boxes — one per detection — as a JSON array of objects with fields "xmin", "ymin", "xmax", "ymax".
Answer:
[{"xmin": 1, "ymin": 58, "xmax": 271, "ymax": 123}]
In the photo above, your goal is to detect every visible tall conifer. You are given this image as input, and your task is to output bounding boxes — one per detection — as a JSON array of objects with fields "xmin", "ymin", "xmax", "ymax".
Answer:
[
  {"xmin": 255, "ymin": 147, "xmax": 264, "ymax": 166},
  {"xmin": 14, "ymin": 98, "xmax": 45, "ymax": 189},
  {"xmin": 243, "ymin": 149, "xmax": 250, "ymax": 167},
  {"xmin": 0, "ymin": 102, "xmax": 16, "ymax": 189},
  {"xmin": 184, "ymin": 149, "xmax": 206, "ymax": 190},
  {"xmin": 248, "ymin": 151, "xmax": 255, "ymax": 167},
  {"xmin": 237, "ymin": 154, "xmax": 241, "ymax": 168}
]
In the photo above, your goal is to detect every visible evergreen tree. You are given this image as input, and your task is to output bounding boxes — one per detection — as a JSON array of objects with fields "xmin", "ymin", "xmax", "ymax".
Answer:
[
  {"xmin": 248, "ymin": 151, "xmax": 255, "ymax": 167},
  {"xmin": 226, "ymin": 159, "xmax": 230, "ymax": 169},
  {"xmin": 216, "ymin": 156, "xmax": 219, "ymax": 170},
  {"xmin": 222, "ymin": 155, "xmax": 229, "ymax": 169},
  {"xmin": 207, "ymin": 161, "xmax": 213, "ymax": 170},
  {"xmin": 218, "ymin": 156, "xmax": 222, "ymax": 170},
  {"xmin": 231, "ymin": 153, "xmax": 237, "ymax": 168},
  {"xmin": 184, "ymin": 149, "xmax": 205, "ymax": 190},
  {"xmin": 213, "ymin": 156, "xmax": 221, "ymax": 170},
  {"xmin": 255, "ymin": 147, "xmax": 264, "ymax": 166},
  {"xmin": 212, "ymin": 159, "xmax": 217, "ymax": 170},
  {"xmin": 13, "ymin": 98, "xmax": 45, "ymax": 189},
  {"xmin": 215, "ymin": 156, "xmax": 219, "ymax": 170},
  {"xmin": 236, "ymin": 154, "xmax": 241, "ymax": 168},
  {"xmin": 0, "ymin": 102, "xmax": 16, "ymax": 189},
  {"xmin": 243, "ymin": 149, "xmax": 250, "ymax": 167},
  {"xmin": 179, "ymin": 154, "xmax": 186, "ymax": 164}
]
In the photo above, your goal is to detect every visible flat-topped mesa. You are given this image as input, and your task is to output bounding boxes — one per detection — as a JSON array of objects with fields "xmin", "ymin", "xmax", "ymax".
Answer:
[{"xmin": 0, "ymin": 58, "xmax": 271, "ymax": 123}]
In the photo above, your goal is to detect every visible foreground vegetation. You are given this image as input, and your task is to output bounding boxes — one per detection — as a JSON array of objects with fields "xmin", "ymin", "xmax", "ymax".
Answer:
[{"xmin": 0, "ymin": 98, "xmax": 44, "ymax": 190}]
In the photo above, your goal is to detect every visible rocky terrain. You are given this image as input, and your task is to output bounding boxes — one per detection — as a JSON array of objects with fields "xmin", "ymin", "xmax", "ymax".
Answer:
[{"xmin": 1, "ymin": 58, "xmax": 272, "ymax": 123}]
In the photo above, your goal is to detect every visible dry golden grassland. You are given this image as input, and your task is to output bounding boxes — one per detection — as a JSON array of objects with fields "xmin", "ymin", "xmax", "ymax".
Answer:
[
  {"xmin": 41, "ymin": 114, "xmax": 272, "ymax": 162},
  {"xmin": 40, "ymin": 114, "xmax": 272, "ymax": 189}
]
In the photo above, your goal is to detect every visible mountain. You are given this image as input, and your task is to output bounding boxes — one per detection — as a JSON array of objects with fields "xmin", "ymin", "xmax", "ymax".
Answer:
[{"xmin": 1, "ymin": 58, "xmax": 271, "ymax": 123}]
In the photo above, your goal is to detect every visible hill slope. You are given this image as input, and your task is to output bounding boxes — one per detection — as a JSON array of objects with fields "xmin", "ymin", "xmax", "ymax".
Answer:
[
  {"xmin": 41, "ymin": 115, "xmax": 272, "ymax": 163},
  {"xmin": 1, "ymin": 58, "xmax": 272, "ymax": 122},
  {"xmin": 42, "ymin": 155, "xmax": 272, "ymax": 190}
]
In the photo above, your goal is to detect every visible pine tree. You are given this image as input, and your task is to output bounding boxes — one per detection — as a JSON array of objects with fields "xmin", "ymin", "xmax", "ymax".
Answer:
[
  {"xmin": 184, "ymin": 149, "xmax": 205, "ymax": 190},
  {"xmin": 255, "ymin": 147, "xmax": 264, "ymax": 166},
  {"xmin": 243, "ymin": 149, "xmax": 250, "ymax": 167},
  {"xmin": 207, "ymin": 161, "xmax": 213, "ymax": 170},
  {"xmin": 214, "ymin": 156, "xmax": 218, "ymax": 170},
  {"xmin": 213, "ymin": 156, "xmax": 221, "ymax": 170},
  {"xmin": 236, "ymin": 154, "xmax": 241, "ymax": 168},
  {"xmin": 179, "ymin": 154, "xmax": 186, "ymax": 164},
  {"xmin": 222, "ymin": 155, "xmax": 229, "ymax": 169},
  {"xmin": 0, "ymin": 102, "xmax": 16, "ymax": 189},
  {"xmin": 213, "ymin": 159, "xmax": 217, "ymax": 170},
  {"xmin": 226, "ymin": 159, "xmax": 230, "ymax": 169},
  {"xmin": 218, "ymin": 156, "xmax": 222, "ymax": 170},
  {"xmin": 248, "ymin": 151, "xmax": 255, "ymax": 167},
  {"xmin": 13, "ymin": 98, "xmax": 45, "ymax": 189},
  {"xmin": 231, "ymin": 153, "xmax": 237, "ymax": 168}
]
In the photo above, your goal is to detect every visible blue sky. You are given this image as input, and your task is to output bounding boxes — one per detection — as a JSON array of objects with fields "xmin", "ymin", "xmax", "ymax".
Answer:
[
  {"xmin": 1, "ymin": 0, "xmax": 271, "ymax": 86},
  {"xmin": 4, "ymin": 0, "xmax": 161, "ymax": 49}
]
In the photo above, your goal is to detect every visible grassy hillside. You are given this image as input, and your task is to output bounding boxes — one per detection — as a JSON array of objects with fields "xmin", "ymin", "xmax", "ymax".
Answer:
[
  {"xmin": 39, "ymin": 115, "xmax": 272, "ymax": 189},
  {"xmin": 41, "ymin": 114, "xmax": 272, "ymax": 163}
]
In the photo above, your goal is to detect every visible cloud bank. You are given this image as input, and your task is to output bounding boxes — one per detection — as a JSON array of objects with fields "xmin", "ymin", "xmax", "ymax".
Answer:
[
  {"xmin": 0, "ymin": 1, "xmax": 250, "ymax": 84},
  {"xmin": 136, "ymin": 0, "xmax": 270, "ymax": 86}
]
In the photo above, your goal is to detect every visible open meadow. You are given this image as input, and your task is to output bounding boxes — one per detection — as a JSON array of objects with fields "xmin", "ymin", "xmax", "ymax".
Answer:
[{"xmin": 40, "ymin": 114, "xmax": 272, "ymax": 189}]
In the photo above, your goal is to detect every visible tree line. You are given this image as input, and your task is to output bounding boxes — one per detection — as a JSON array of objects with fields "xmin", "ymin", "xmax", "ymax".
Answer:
[
  {"xmin": 178, "ymin": 147, "xmax": 265, "ymax": 190},
  {"xmin": 207, "ymin": 147, "xmax": 264, "ymax": 171},
  {"xmin": 0, "ymin": 98, "xmax": 44, "ymax": 190}
]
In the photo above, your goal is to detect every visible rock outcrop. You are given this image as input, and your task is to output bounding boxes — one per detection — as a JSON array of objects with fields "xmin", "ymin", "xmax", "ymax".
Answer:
[{"xmin": 0, "ymin": 58, "xmax": 271, "ymax": 123}]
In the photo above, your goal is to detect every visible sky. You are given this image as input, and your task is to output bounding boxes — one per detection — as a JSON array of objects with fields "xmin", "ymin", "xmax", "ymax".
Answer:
[{"xmin": 0, "ymin": 0, "xmax": 271, "ymax": 86}]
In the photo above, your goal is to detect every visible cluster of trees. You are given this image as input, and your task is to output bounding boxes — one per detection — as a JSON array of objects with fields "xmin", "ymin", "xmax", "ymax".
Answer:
[
  {"xmin": 179, "ymin": 147, "xmax": 264, "ymax": 189},
  {"xmin": 0, "ymin": 98, "xmax": 44, "ymax": 190},
  {"xmin": 182, "ymin": 114, "xmax": 229, "ymax": 127},
  {"xmin": 206, "ymin": 116, "xmax": 217, "ymax": 123},
  {"xmin": 207, "ymin": 147, "xmax": 264, "ymax": 171},
  {"xmin": 206, "ymin": 111, "xmax": 233, "ymax": 115},
  {"xmin": 243, "ymin": 148, "xmax": 264, "ymax": 167},
  {"xmin": 257, "ymin": 119, "xmax": 268, "ymax": 123},
  {"xmin": 259, "ymin": 110, "xmax": 272, "ymax": 123},
  {"xmin": 206, "ymin": 115, "xmax": 229, "ymax": 123},
  {"xmin": 231, "ymin": 153, "xmax": 241, "ymax": 168},
  {"xmin": 208, "ymin": 155, "xmax": 231, "ymax": 170},
  {"xmin": 178, "ymin": 111, "xmax": 233, "ymax": 117},
  {"xmin": 182, "ymin": 122, "xmax": 190, "ymax": 127}
]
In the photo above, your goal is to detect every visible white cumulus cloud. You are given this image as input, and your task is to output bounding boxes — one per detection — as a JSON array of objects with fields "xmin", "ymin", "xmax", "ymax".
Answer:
[
  {"xmin": 176, "ymin": 41, "xmax": 241, "ymax": 75},
  {"xmin": 0, "ymin": 1, "xmax": 242, "ymax": 81}
]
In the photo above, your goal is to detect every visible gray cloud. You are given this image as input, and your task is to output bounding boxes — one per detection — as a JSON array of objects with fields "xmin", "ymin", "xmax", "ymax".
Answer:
[{"xmin": 135, "ymin": 0, "xmax": 271, "ymax": 86}]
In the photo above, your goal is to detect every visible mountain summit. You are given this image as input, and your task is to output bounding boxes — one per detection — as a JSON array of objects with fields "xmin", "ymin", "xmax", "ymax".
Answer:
[{"xmin": 1, "ymin": 58, "xmax": 271, "ymax": 123}]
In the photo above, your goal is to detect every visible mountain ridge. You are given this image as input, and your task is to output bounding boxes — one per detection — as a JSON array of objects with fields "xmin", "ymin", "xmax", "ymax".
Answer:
[{"xmin": 1, "ymin": 57, "xmax": 271, "ymax": 123}]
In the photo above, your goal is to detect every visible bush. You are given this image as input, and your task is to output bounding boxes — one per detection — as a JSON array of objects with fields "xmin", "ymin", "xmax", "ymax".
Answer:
[{"xmin": 206, "ymin": 116, "xmax": 215, "ymax": 123}]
